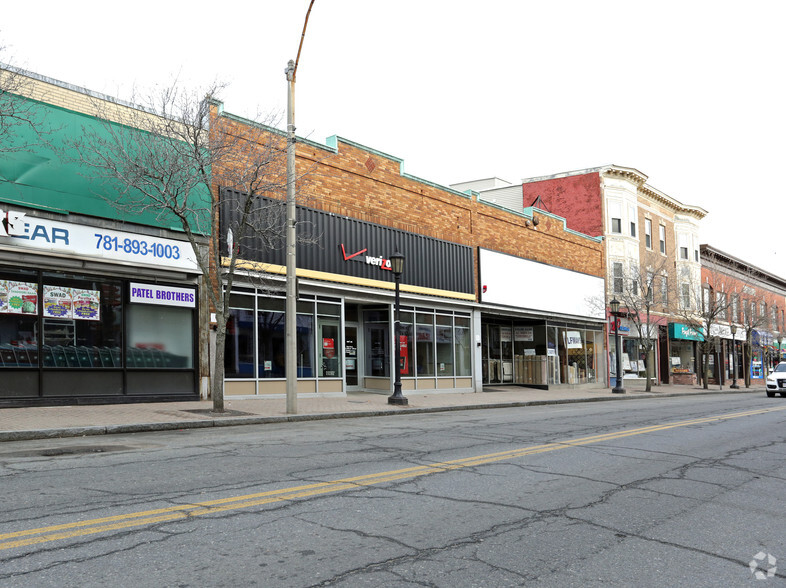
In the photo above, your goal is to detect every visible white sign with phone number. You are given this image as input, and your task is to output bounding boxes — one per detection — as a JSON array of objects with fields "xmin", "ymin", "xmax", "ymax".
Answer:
[{"xmin": 0, "ymin": 210, "xmax": 200, "ymax": 272}]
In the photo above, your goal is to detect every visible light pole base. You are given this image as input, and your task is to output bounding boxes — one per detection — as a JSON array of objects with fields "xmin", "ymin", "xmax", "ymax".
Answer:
[
  {"xmin": 612, "ymin": 387, "xmax": 626, "ymax": 394},
  {"xmin": 730, "ymin": 383, "xmax": 739, "ymax": 389},
  {"xmin": 388, "ymin": 395, "xmax": 409, "ymax": 405}
]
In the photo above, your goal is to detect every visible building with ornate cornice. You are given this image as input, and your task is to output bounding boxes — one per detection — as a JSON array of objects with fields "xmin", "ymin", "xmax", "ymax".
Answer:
[{"xmin": 453, "ymin": 166, "xmax": 709, "ymax": 387}]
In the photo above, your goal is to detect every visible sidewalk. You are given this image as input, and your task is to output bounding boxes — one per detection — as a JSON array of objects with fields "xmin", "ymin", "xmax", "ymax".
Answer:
[{"xmin": 0, "ymin": 383, "xmax": 763, "ymax": 442}]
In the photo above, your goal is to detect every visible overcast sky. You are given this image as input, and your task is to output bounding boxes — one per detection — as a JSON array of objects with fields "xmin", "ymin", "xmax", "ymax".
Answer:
[{"xmin": 3, "ymin": 1, "xmax": 784, "ymax": 275}]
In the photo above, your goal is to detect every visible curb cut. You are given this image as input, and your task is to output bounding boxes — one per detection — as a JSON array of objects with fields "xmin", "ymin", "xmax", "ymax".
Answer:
[{"xmin": 0, "ymin": 387, "xmax": 764, "ymax": 443}]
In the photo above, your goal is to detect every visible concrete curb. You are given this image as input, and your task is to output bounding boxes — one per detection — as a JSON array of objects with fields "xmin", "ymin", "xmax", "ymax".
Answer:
[{"xmin": 0, "ymin": 387, "xmax": 764, "ymax": 443}]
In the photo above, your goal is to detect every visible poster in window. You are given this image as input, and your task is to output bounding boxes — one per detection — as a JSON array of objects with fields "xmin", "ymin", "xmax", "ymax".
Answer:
[
  {"xmin": 72, "ymin": 289, "xmax": 100, "ymax": 321},
  {"xmin": 514, "ymin": 326, "xmax": 534, "ymax": 342},
  {"xmin": 500, "ymin": 326, "xmax": 512, "ymax": 342},
  {"xmin": 4, "ymin": 281, "xmax": 38, "ymax": 315},
  {"xmin": 43, "ymin": 285, "xmax": 73, "ymax": 318},
  {"xmin": 565, "ymin": 330, "xmax": 583, "ymax": 349}
]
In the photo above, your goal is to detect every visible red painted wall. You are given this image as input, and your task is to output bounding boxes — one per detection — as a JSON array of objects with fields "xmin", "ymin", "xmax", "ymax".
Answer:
[{"xmin": 521, "ymin": 172, "xmax": 603, "ymax": 237}]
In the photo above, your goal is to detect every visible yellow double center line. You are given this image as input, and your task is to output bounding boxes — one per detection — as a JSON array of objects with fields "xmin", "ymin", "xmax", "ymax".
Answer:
[{"xmin": 3, "ymin": 405, "xmax": 784, "ymax": 551}]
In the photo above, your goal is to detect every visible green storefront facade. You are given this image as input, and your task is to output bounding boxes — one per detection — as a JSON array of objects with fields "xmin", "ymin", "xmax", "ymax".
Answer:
[{"xmin": 0, "ymin": 83, "xmax": 207, "ymax": 405}]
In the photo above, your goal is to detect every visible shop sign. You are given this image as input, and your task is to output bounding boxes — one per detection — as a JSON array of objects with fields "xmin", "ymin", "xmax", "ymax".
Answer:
[
  {"xmin": 565, "ymin": 331, "xmax": 582, "ymax": 349},
  {"xmin": 609, "ymin": 318, "xmax": 629, "ymax": 333},
  {"xmin": 340, "ymin": 244, "xmax": 392, "ymax": 271},
  {"xmin": 130, "ymin": 283, "xmax": 196, "ymax": 308},
  {"xmin": 0, "ymin": 209, "xmax": 200, "ymax": 272},
  {"xmin": 514, "ymin": 326, "xmax": 534, "ymax": 341},
  {"xmin": 668, "ymin": 322, "xmax": 704, "ymax": 342}
]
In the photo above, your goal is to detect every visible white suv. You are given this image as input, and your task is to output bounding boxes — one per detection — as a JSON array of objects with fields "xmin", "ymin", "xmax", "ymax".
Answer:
[{"xmin": 766, "ymin": 363, "xmax": 786, "ymax": 397}]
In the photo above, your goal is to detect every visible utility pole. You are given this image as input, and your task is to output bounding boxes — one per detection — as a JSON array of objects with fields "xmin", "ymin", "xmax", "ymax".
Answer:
[{"xmin": 285, "ymin": 1, "xmax": 315, "ymax": 415}]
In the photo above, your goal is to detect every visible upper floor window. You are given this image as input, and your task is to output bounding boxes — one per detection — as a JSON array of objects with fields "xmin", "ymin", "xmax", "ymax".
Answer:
[
  {"xmin": 681, "ymin": 283, "xmax": 691, "ymax": 309},
  {"xmin": 613, "ymin": 262, "xmax": 624, "ymax": 294},
  {"xmin": 659, "ymin": 225, "xmax": 666, "ymax": 254},
  {"xmin": 644, "ymin": 219, "xmax": 652, "ymax": 249},
  {"xmin": 678, "ymin": 233, "xmax": 689, "ymax": 260},
  {"xmin": 732, "ymin": 294, "xmax": 740, "ymax": 323},
  {"xmin": 609, "ymin": 202, "xmax": 622, "ymax": 234},
  {"xmin": 629, "ymin": 205, "xmax": 637, "ymax": 237}
]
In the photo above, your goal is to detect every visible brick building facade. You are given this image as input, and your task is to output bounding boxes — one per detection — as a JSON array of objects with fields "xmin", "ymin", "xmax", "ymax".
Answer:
[
  {"xmin": 464, "ymin": 166, "xmax": 709, "ymax": 387},
  {"xmin": 213, "ymin": 106, "xmax": 607, "ymax": 398}
]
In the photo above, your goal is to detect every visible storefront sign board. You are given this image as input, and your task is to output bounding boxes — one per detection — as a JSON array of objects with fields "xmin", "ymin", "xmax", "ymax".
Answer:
[
  {"xmin": 0, "ymin": 209, "xmax": 200, "ymax": 272},
  {"xmin": 130, "ymin": 283, "xmax": 196, "ymax": 308}
]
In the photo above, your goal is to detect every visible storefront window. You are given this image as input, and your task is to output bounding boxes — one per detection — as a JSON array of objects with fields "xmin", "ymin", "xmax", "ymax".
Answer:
[
  {"xmin": 126, "ymin": 304, "xmax": 193, "ymax": 368},
  {"xmin": 318, "ymin": 317, "xmax": 340, "ymax": 378},
  {"xmin": 436, "ymin": 314, "xmax": 454, "ymax": 376},
  {"xmin": 416, "ymin": 313, "xmax": 435, "ymax": 376},
  {"xmin": 257, "ymin": 307, "xmax": 285, "ymax": 378},
  {"xmin": 399, "ymin": 311, "xmax": 414, "ymax": 377},
  {"xmin": 0, "ymin": 269, "xmax": 38, "ymax": 368},
  {"xmin": 43, "ymin": 274, "xmax": 123, "ymax": 369},
  {"xmin": 454, "ymin": 316, "xmax": 471, "ymax": 377},
  {"xmin": 365, "ymin": 309, "xmax": 389, "ymax": 377},
  {"xmin": 671, "ymin": 340, "xmax": 695, "ymax": 375},
  {"xmin": 225, "ymin": 308, "xmax": 255, "ymax": 377}
]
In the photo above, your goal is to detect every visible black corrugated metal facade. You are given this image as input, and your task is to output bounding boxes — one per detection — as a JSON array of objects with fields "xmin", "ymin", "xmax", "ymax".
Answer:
[{"xmin": 221, "ymin": 190, "xmax": 474, "ymax": 295}]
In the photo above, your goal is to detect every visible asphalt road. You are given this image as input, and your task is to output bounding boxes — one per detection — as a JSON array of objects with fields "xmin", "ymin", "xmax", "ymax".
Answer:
[{"xmin": 1, "ymin": 392, "xmax": 784, "ymax": 587}]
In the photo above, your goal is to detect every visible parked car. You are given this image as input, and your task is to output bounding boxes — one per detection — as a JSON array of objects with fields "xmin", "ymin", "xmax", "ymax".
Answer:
[{"xmin": 766, "ymin": 363, "xmax": 786, "ymax": 397}]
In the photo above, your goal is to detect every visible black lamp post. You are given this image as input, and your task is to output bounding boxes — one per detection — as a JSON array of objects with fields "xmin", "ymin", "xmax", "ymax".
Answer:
[
  {"xmin": 730, "ymin": 323, "xmax": 739, "ymax": 389},
  {"xmin": 778, "ymin": 335, "xmax": 783, "ymax": 366},
  {"xmin": 388, "ymin": 250, "xmax": 408, "ymax": 405},
  {"xmin": 610, "ymin": 298, "xmax": 625, "ymax": 394}
]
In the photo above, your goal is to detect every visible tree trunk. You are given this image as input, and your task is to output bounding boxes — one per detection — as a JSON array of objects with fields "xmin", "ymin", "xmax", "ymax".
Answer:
[{"xmin": 211, "ymin": 318, "xmax": 227, "ymax": 413}]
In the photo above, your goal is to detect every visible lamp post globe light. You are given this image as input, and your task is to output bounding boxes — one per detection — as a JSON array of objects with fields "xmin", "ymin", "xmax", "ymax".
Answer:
[
  {"xmin": 388, "ymin": 251, "xmax": 408, "ymax": 406},
  {"xmin": 730, "ymin": 323, "xmax": 739, "ymax": 389},
  {"xmin": 610, "ymin": 298, "xmax": 625, "ymax": 394}
]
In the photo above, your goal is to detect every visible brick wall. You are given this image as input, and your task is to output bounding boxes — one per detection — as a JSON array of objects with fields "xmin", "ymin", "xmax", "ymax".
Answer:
[{"xmin": 521, "ymin": 173, "xmax": 603, "ymax": 237}]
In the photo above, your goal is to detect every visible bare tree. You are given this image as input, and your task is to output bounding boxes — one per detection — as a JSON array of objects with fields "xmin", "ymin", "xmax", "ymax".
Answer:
[
  {"xmin": 0, "ymin": 51, "xmax": 42, "ymax": 150},
  {"xmin": 608, "ymin": 253, "xmax": 673, "ymax": 392},
  {"xmin": 738, "ymin": 289, "xmax": 772, "ymax": 388},
  {"xmin": 671, "ymin": 251, "xmax": 734, "ymax": 389},
  {"xmin": 67, "ymin": 82, "xmax": 298, "ymax": 412}
]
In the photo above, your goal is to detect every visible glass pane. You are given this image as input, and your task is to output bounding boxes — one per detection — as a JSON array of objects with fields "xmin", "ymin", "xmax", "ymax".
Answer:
[
  {"xmin": 318, "ymin": 319, "xmax": 340, "ymax": 377},
  {"xmin": 399, "ymin": 321, "xmax": 413, "ymax": 377},
  {"xmin": 0, "ymin": 315, "xmax": 38, "ymax": 367},
  {"xmin": 297, "ymin": 314, "xmax": 314, "ymax": 377},
  {"xmin": 258, "ymin": 310, "xmax": 285, "ymax": 378},
  {"xmin": 126, "ymin": 305, "xmax": 193, "ymax": 369},
  {"xmin": 436, "ymin": 323, "xmax": 454, "ymax": 376},
  {"xmin": 454, "ymin": 326, "xmax": 471, "ymax": 376},
  {"xmin": 225, "ymin": 308, "xmax": 255, "ymax": 377},
  {"xmin": 43, "ymin": 278, "xmax": 123, "ymax": 369},
  {"xmin": 416, "ymin": 323, "xmax": 435, "ymax": 376},
  {"xmin": 365, "ymin": 324, "xmax": 389, "ymax": 377}
]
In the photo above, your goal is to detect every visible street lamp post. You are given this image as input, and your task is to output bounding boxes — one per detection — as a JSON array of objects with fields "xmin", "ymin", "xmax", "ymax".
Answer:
[
  {"xmin": 778, "ymin": 335, "xmax": 783, "ymax": 366},
  {"xmin": 388, "ymin": 251, "xmax": 408, "ymax": 406},
  {"xmin": 610, "ymin": 298, "xmax": 625, "ymax": 394},
  {"xmin": 730, "ymin": 324, "xmax": 739, "ymax": 389}
]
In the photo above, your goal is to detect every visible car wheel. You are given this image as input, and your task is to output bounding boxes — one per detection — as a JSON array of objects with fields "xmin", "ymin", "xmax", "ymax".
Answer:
[{"xmin": 767, "ymin": 390, "xmax": 776, "ymax": 397}]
